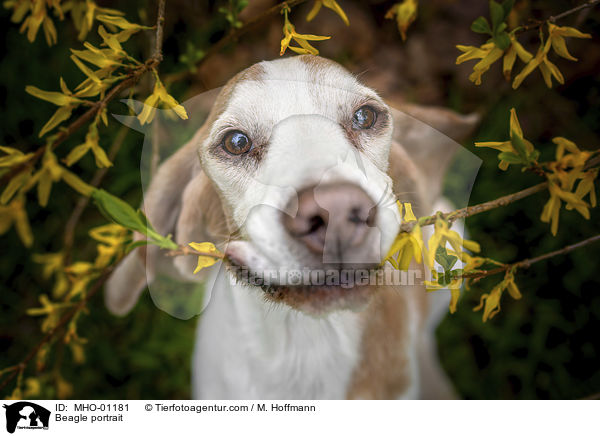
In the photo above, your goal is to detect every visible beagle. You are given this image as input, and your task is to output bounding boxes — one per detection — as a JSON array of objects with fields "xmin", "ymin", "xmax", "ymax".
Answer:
[{"xmin": 105, "ymin": 55, "xmax": 478, "ymax": 399}]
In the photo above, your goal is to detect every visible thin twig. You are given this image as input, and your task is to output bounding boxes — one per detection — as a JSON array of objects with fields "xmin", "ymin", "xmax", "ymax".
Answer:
[
  {"xmin": 401, "ymin": 153, "xmax": 600, "ymax": 233},
  {"xmin": 549, "ymin": 0, "xmax": 599, "ymax": 23},
  {"xmin": 522, "ymin": 0, "xmax": 600, "ymax": 30},
  {"xmin": 154, "ymin": 0, "xmax": 166, "ymax": 62},
  {"xmin": 400, "ymin": 182, "xmax": 549, "ymax": 232},
  {"xmin": 462, "ymin": 234, "xmax": 600, "ymax": 281}
]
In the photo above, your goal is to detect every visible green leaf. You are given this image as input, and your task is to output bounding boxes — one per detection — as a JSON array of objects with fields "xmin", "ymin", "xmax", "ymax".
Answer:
[
  {"xmin": 493, "ymin": 32, "xmax": 511, "ymax": 50},
  {"xmin": 435, "ymin": 246, "xmax": 458, "ymax": 271},
  {"xmin": 498, "ymin": 151, "xmax": 523, "ymax": 164},
  {"xmin": 528, "ymin": 149, "xmax": 540, "ymax": 162},
  {"xmin": 501, "ymin": 0, "xmax": 515, "ymax": 19},
  {"xmin": 91, "ymin": 189, "xmax": 178, "ymax": 250},
  {"xmin": 510, "ymin": 130, "xmax": 529, "ymax": 159},
  {"xmin": 125, "ymin": 239, "xmax": 151, "ymax": 254},
  {"xmin": 489, "ymin": 0, "xmax": 504, "ymax": 32},
  {"xmin": 92, "ymin": 189, "xmax": 147, "ymax": 234},
  {"xmin": 471, "ymin": 16, "xmax": 492, "ymax": 34},
  {"xmin": 437, "ymin": 272, "xmax": 451, "ymax": 286}
]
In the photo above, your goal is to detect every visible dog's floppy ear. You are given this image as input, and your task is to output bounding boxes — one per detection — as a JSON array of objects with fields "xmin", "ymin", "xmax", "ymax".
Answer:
[
  {"xmin": 388, "ymin": 104, "xmax": 479, "ymax": 214},
  {"xmin": 105, "ymin": 127, "xmax": 215, "ymax": 316}
]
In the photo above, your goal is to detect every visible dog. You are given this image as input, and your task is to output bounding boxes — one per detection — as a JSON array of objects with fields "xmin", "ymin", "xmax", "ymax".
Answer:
[{"xmin": 105, "ymin": 55, "xmax": 478, "ymax": 399}]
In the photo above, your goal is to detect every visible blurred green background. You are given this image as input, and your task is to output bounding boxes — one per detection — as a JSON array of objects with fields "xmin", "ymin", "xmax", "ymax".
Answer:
[{"xmin": 1, "ymin": 0, "xmax": 599, "ymax": 399}]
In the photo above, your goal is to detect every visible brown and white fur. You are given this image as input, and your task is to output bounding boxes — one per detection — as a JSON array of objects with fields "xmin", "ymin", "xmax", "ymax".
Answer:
[{"xmin": 105, "ymin": 56, "xmax": 478, "ymax": 399}]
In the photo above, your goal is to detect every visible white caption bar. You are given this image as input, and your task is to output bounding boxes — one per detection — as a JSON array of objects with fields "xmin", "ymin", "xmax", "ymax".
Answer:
[{"xmin": 0, "ymin": 400, "xmax": 595, "ymax": 435}]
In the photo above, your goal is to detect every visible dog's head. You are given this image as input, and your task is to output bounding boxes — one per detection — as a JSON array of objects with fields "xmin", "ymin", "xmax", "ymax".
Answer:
[{"xmin": 106, "ymin": 55, "xmax": 478, "ymax": 316}]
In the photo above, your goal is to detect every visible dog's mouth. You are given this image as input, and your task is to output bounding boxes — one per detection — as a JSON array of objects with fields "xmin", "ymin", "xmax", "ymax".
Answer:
[{"xmin": 225, "ymin": 240, "xmax": 382, "ymax": 315}]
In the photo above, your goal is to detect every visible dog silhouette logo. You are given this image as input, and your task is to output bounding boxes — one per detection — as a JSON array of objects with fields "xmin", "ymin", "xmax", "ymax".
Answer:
[{"xmin": 2, "ymin": 402, "xmax": 50, "ymax": 433}]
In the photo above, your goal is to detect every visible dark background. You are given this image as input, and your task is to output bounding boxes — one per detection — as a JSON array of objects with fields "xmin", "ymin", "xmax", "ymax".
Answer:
[{"xmin": 1, "ymin": 0, "xmax": 599, "ymax": 399}]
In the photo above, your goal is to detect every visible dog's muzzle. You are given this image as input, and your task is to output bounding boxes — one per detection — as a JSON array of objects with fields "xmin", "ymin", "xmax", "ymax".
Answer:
[{"xmin": 282, "ymin": 182, "xmax": 378, "ymax": 264}]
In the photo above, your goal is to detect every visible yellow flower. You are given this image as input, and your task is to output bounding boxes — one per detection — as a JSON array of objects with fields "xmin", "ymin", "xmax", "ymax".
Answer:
[
  {"xmin": 0, "ymin": 197, "xmax": 33, "ymax": 247},
  {"xmin": 306, "ymin": 0, "xmax": 349, "ymax": 26},
  {"xmin": 502, "ymin": 34, "xmax": 533, "ymax": 81},
  {"xmin": 25, "ymin": 85, "xmax": 84, "ymax": 107},
  {"xmin": 90, "ymin": 224, "xmax": 128, "ymax": 268},
  {"xmin": 547, "ymin": 23, "xmax": 591, "ymax": 62},
  {"xmin": 473, "ymin": 270, "xmax": 521, "ymax": 322},
  {"xmin": 385, "ymin": 0, "xmax": 418, "ymax": 41},
  {"xmin": 138, "ymin": 76, "xmax": 189, "ymax": 125},
  {"xmin": 29, "ymin": 150, "xmax": 93, "ymax": 207},
  {"xmin": 32, "ymin": 251, "xmax": 69, "ymax": 297},
  {"xmin": 475, "ymin": 108, "xmax": 535, "ymax": 170},
  {"xmin": 64, "ymin": 262, "xmax": 96, "ymax": 298},
  {"xmin": 280, "ymin": 6, "xmax": 331, "ymax": 56},
  {"xmin": 510, "ymin": 23, "xmax": 589, "ymax": 90},
  {"xmin": 65, "ymin": 123, "xmax": 112, "ymax": 168},
  {"xmin": 189, "ymin": 242, "xmax": 222, "ymax": 274},
  {"xmin": 426, "ymin": 216, "xmax": 480, "ymax": 269},
  {"xmin": 0, "ymin": 146, "xmax": 34, "ymax": 168},
  {"xmin": 539, "ymin": 137, "xmax": 594, "ymax": 235},
  {"xmin": 512, "ymin": 41, "xmax": 563, "ymax": 89},
  {"xmin": 27, "ymin": 294, "xmax": 67, "ymax": 332},
  {"xmin": 541, "ymin": 180, "xmax": 590, "ymax": 236},
  {"xmin": 553, "ymin": 136, "xmax": 580, "ymax": 160},
  {"xmin": 458, "ymin": 251, "xmax": 486, "ymax": 273},
  {"xmin": 456, "ymin": 42, "xmax": 504, "ymax": 85},
  {"xmin": 403, "ymin": 202, "xmax": 416, "ymax": 222},
  {"xmin": 573, "ymin": 169, "xmax": 598, "ymax": 208},
  {"xmin": 384, "ymin": 224, "xmax": 423, "ymax": 270}
]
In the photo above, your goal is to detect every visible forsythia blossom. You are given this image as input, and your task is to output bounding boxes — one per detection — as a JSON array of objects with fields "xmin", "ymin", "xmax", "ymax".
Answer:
[
  {"xmin": 189, "ymin": 242, "xmax": 222, "ymax": 274},
  {"xmin": 306, "ymin": 0, "xmax": 349, "ymax": 26},
  {"xmin": 385, "ymin": 0, "xmax": 418, "ymax": 41},
  {"xmin": 280, "ymin": 5, "xmax": 330, "ymax": 56}
]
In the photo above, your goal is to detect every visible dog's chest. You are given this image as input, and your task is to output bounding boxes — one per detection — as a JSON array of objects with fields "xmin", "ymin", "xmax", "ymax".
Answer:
[{"xmin": 192, "ymin": 269, "xmax": 364, "ymax": 399}]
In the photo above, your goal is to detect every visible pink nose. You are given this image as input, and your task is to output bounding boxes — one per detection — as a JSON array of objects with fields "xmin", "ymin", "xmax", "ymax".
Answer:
[{"xmin": 283, "ymin": 182, "xmax": 377, "ymax": 256}]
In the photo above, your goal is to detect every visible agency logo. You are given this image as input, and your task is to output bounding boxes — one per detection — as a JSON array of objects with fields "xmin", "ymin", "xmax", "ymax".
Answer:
[{"xmin": 2, "ymin": 402, "xmax": 50, "ymax": 434}]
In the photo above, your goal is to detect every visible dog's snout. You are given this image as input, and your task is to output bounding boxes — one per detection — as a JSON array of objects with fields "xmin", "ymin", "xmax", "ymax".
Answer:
[{"xmin": 283, "ymin": 182, "xmax": 377, "ymax": 255}]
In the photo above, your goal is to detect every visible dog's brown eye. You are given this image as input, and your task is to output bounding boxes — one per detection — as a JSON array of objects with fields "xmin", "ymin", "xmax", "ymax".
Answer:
[
  {"xmin": 222, "ymin": 131, "xmax": 252, "ymax": 155},
  {"xmin": 352, "ymin": 106, "xmax": 376, "ymax": 130}
]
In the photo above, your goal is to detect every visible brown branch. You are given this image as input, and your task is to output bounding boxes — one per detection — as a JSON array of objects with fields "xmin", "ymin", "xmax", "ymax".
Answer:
[
  {"xmin": 462, "ymin": 234, "xmax": 600, "ymax": 281},
  {"xmin": 521, "ymin": 0, "xmax": 600, "ymax": 31},
  {"xmin": 400, "ymin": 182, "xmax": 549, "ymax": 232},
  {"xmin": 401, "ymin": 153, "xmax": 600, "ymax": 233},
  {"xmin": 154, "ymin": 0, "xmax": 166, "ymax": 62},
  {"xmin": 164, "ymin": 0, "xmax": 310, "ymax": 85}
]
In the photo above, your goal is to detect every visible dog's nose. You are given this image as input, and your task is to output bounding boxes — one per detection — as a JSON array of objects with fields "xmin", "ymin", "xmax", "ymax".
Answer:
[{"xmin": 283, "ymin": 182, "xmax": 377, "ymax": 256}]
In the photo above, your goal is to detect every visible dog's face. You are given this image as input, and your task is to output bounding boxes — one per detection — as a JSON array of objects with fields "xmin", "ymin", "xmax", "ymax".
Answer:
[
  {"xmin": 105, "ymin": 55, "xmax": 479, "ymax": 318},
  {"xmin": 196, "ymin": 56, "xmax": 401, "ymax": 313}
]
